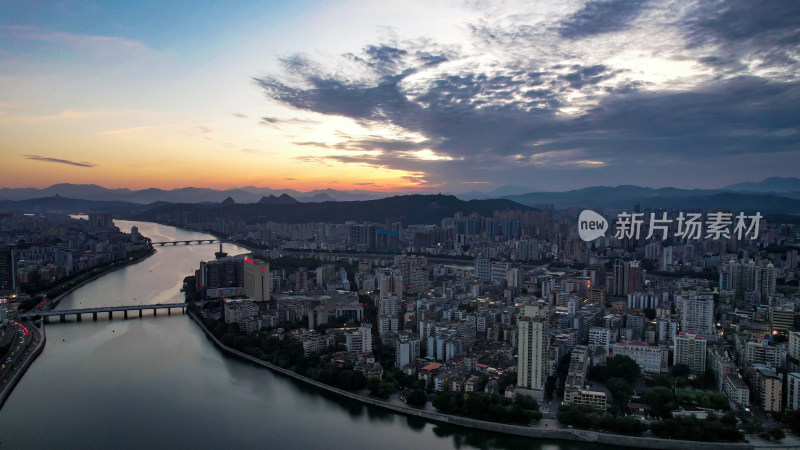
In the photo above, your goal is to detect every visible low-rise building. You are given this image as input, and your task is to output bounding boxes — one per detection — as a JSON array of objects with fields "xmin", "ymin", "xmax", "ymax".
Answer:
[{"xmin": 611, "ymin": 340, "xmax": 667, "ymax": 374}]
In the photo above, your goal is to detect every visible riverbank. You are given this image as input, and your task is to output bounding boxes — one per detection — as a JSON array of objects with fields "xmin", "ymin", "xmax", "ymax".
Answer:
[
  {"xmin": 41, "ymin": 247, "xmax": 156, "ymax": 312},
  {"xmin": 188, "ymin": 310, "xmax": 753, "ymax": 450},
  {"xmin": 0, "ymin": 321, "xmax": 46, "ymax": 410}
]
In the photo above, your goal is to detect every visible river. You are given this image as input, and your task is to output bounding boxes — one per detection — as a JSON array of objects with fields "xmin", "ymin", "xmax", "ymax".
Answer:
[{"xmin": 0, "ymin": 221, "xmax": 586, "ymax": 449}]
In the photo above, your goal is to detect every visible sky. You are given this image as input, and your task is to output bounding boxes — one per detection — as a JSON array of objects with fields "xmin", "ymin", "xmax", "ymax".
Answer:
[{"xmin": 0, "ymin": 0, "xmax": 798, "ymax": 193}]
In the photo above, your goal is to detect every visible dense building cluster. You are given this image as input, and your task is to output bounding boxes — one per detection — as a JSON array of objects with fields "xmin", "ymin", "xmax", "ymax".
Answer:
[
  {"xmin": 177, "ymin": 204, "xmax": 800, "ymax": 434},
  {"xmin": 0, "ymin": 212, "xmax": 147, "ymax": 328}
]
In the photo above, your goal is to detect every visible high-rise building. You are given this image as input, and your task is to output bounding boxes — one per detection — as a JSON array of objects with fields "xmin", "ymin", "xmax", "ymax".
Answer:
[
  {"xmin": 346, "ymin": 324, "xmax": 373, "ymax": 354},
  {"xmin": 755, "ymin": 366, "xmax": 782, "ymax": 412},
  {"xmin": 394, "ymin": 255, "xmax": 427, "ymax": 295},
  {"xmin": 379, "ymin": 269, "xmax": 403, "ymax": 300},
  {"xmin": 588, "ymin": 327, "xmax": 611, "ymax": 353},
  {"xmin": 474, "ymin": 257, "xmax": 490, "ymax": 282},
  {"xmin": 790, "ymin": 332, "xmax": 800, "ymax": 362},
  {"xmin": 0, "ymin": 246, "xmax": 17, "ymax": 293},
  {"xmin": 612, "ymin": 260, "xmax": 643, "ymax": 296},
  {"xmin": 243, "ymin": 257, "xmax": 270, "ymax": 304},
  {"xmin": 770, "ymin": 306, "xmax": 795, "ymax": 333},
  {"xmin": 88, "ymin": 212, "xmax": 114, "ymax": 229},
  {"xmin": 660, "ymin": 246, "xmax": 673, "ymax": 271},
  {"xmin": 674, "ymin": 331, "xmax": 707, "ymax": 374},
  {"xmin": 517, "ymin": 303, "xmax": 547, "ymax": 390},
  {"xmin": 787, "ymin": 373, "xmax": 800, "ymax": 411},
  {"xmin": 721, "ymin": 260, "xmax": 777, "ymax": 303},
  {"xmin": 198, "ymin": 256, "xmax": 244, "ymax": 292},
  {"xmin": 679, "ymin": 290, "xmax": 714, "ymax": 337},
  {"xmin": 395, "ymin": 332, "xmax": 421, "ymax": 368}
]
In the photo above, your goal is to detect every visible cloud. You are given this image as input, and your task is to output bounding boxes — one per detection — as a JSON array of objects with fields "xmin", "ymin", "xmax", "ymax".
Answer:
[
  {"xmin": 284, "ymin": 177, "xmax": 297, "ymax": 180},
  {"xmin": 232, "ymin": 113, "xmax": 248, "ymax": 118},
  {"xmin": 0, "ymin": 25, "xmax": 157, "ymax": 59},
  {"xmin": 293, "ymin": 141, "xmax": 331, "ymax": 148},
  {"xmin": 558, "ymin": 0, "xmax": 648, "ymax": 39},
  {"xmin": 23, "ymin": 154, "xmax": 96, "ymax": 168},
  {"xmin": 679, "ymin": 0, "xmax": 800, "ymax": 74},
  {"xmin": 259, "ymin": 116, "xmax": 320, "ymax": 127},
  {"xmin": 254, "ymin": 1, "xmax": 800, "ymax": 190}
]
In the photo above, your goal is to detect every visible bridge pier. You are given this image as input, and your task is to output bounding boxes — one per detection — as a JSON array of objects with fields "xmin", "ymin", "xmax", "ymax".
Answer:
[
  {"xmin": 139, "ymin": 309, "xmax": 143, "ymax": 318},
  {"xmin": 124, "ymin": 310, "xmax": 128, "ymax": 319},
  {"xmin": 153, "ymin": 309, "xmax": 157, "ymax": 317},
  {"xmin": 168, "ymin": 307, "xmax": 171, "ymax": 316},
  {"xmin": 76, "ymin": 313, "xmax": 81, "ymax": 322},
  {"xmin": 60, "ymin": 314, "xmax": 65, "ymax": 323},
  {"xmin": 44, "ymin": 316, "xmax": 49, "ymax": 324},
  {"xmin": 93, "ymin": 312, "xmax": 97, "ymax": 321},
  {"xmin": 108, "ymin": 311, "xmax": 112, "ymax": 320}
]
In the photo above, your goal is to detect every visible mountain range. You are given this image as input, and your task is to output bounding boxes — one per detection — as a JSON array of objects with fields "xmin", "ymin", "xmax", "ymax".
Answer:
[
  {"xmin": 0, "ymin": 183, "xmax": 382, "ymax": 204},
  {"xmin": 0, "ymin": 177, "xmax": 798, "ymax": 216}
]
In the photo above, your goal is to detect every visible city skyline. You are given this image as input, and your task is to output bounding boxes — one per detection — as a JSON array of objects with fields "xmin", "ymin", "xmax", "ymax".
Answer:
[{"xmin": 1, "ymin": 0, "xmax": 798, "ymax": 192}]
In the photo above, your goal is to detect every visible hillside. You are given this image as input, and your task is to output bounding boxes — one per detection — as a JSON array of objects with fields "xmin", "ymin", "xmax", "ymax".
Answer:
[{"xmin": 133, "ymin": 194, "xmax": 534, "ymax": 224}]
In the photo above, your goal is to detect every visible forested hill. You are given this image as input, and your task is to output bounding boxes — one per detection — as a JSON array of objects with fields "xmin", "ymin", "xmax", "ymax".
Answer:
[{"xmin": 133, "ymin": 194, "xmax": 535, "ymax": 224}]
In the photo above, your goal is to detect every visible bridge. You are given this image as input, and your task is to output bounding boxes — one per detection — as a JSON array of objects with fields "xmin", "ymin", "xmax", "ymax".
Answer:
[
  {"xmin": 19, "ymin": 303, "xmax": 188, "ymax": 323},
  {"xmin": 150, "ymin": 239, "xmax": 224, "ymax": 246}
]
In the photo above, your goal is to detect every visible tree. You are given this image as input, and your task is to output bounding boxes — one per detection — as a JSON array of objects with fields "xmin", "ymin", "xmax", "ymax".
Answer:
[
  {"xmin": 762, "ymin": 426, "xmax": 785, "ymax": 442},
  {"xmin": 672, "ymin": 363, "xmax": 691, "ymax": 377},
  {"xmin": 649, "ymin": 373, "xmax": 672, "ymax": 389},
  {"xmin": 607, "ymin": 377, "xmax": 634, "ymax": 408},
  {"xmin": 406, "ymin": 389, "xmax": 428, "ymax": 407},
  {"xmin": 604, "ymin": 355, "xmax": 641, "ymax": 382},
  {"xmin": 337, "ymin": 370, "xmax": 366, "ymax": 391},
  {"xmin": 514, "ymin": 394, "xmax": 539, "ymax": 411},
  {"xmin": 641, "ymin": 386, "xmax": 675, "ymax": 419},
  {"xmin": 785, "ymin": 410, "xmax": 800, "ymax": 434}
]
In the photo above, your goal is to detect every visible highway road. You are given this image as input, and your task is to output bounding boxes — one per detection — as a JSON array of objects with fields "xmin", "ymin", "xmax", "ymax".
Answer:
[{"xmin": 0, "ymin": 320, "xmax": 37, "ymax": 389}]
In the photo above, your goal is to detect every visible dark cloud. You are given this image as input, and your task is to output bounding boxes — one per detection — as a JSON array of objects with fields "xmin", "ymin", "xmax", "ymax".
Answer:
[
  {"xmin": 681, "ymin": 0, "xmax": 800, "ymax": 69},
  {"xmin": 255, "ymin": 5, "xmax": 800, "ymax": 190},
  {"xmin": 558, "ymin": 0, "xmax": 647, "ymax": 39},
  {"xmin": 23, "ymin": 154, "xmax": 96, "ymax": 168},
  {"xmin": 559, "ymin": 64, "xmax": 616, "ymax": 89}
]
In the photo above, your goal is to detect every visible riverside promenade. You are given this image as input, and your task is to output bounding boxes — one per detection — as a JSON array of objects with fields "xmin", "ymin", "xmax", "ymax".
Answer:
[{"xmin": 189, "ymin": 311, "xmax": 755, "ymax": 450}]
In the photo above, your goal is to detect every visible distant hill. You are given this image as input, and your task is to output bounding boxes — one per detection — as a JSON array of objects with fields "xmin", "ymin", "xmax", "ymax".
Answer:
[
  {"xmin": 0, "ymin": 196, "xmax": 147, "ymax": 214},
  {"xmin": 723, "ymin": 177, "xmax": 800, "ymax": 193},
  {"xmin": 504, "ymin": 187, "xmax": 800, "ymax": 214},
  {"xmin": 0, "ymin": 183, "xmax": 388, "ymax": 204},
  {"xmin": 258, "ymin": 194, "xmax": 299, "ymax": 204},
  {"xmin": 458, "ymin": 185, "xmax": 536, "ymax": 200},
  {"xmin": 133, "ymin": 194, "xmax": 534, "ymax": 224}
]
